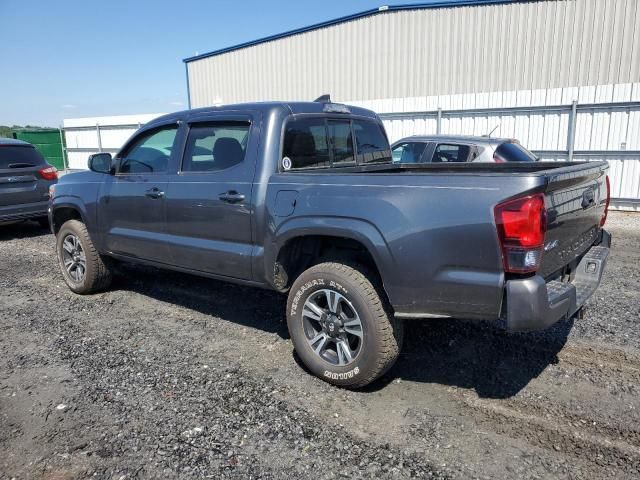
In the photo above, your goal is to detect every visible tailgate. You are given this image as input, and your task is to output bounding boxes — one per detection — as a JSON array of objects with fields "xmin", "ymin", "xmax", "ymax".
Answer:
[
  {"xmin": 0, "ymin": 167, "xmax": 46, "ymax": 207},
  {"xmin": 539, "ymin": 162, "xmax": 608, "ymax": 278},
  {"xmin": 0, "ymin": 145, "xmax": 49, "ymax": 207}
]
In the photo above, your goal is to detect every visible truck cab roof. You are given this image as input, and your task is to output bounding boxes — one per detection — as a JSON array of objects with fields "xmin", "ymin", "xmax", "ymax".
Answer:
[{"xmin": 146, "ymin": 101, "xmax": 380, "ymax": 129}]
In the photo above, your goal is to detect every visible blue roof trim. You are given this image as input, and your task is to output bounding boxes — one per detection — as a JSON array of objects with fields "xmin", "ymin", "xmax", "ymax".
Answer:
[{"xmin": 183, "ymin": 0, "xmax": 522, "ymax": 63}]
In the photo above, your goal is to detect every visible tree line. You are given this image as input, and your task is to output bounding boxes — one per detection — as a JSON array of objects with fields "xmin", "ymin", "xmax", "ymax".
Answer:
[{"xmin": 0, "ymin": 125, "xmax": 50, "ymax": 139}]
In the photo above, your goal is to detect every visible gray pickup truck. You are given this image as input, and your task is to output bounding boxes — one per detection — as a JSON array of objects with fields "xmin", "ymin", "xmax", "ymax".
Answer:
[{"xmin": 49, "ymin": 100, "xmax": 611, "ymax": 388}]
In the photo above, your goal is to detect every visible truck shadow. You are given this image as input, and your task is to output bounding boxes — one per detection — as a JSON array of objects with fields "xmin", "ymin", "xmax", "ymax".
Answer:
[
  {"xmin": 0, "ymin": 221, "xmax": 51, "ymax": 240},
  {"xmin": 115, "ymin": 263, "xmax": 572, "ymax": 399},
  {"xmin": 113, "ymin": 263, "xmax": 290, "ymax": 338},
  {"xmin": 372, "ymin": 317, "xmax": 574, "ymax": 399}
]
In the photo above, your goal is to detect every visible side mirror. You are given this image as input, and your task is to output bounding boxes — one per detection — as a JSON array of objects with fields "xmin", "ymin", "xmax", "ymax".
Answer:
[{"xmin": 88, "ymin": 153, "xmax": 113, "ymax": 174}]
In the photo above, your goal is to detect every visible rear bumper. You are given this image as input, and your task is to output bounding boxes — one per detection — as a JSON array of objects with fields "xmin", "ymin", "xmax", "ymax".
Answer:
[
  {"xmin": 505, "ymin": 229, "xmax": 611, "ymax": 332},
  {"xmin": 0, "ymin": 201, "xmax": 48, "ymax": 223}
]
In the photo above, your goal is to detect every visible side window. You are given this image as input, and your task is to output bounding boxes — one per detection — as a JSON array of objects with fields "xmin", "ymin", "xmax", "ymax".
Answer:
[
  {"xmin": 391, "ymin": 142, "xmax": 428, "ymax": 163},
  {"xmin": 119, "ymin": 126, "xmax": 178, "ymax": 174},
  {"xmin": 353, "ymin": 120, "xmax": 391, "ymax": 164},
  {"xmin": 182, "ymin": 122, "xmax": 250, "ymax": 172},
  {"xmin": 432, "ymin": 144, "xmax": 471, "ymax": 163},
  {"xmin": 328, "ymin": 120, "xmax": 354, "ymax": 166},
  {"xmin": 282, "ymin": 118, "xmax": 330, "ymax": 169}
]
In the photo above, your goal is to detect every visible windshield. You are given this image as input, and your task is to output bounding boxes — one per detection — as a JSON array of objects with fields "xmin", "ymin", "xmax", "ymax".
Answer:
[
  {"xmin": 0, "ymin": 145, "xmax": 46, "ymax": 169},
  {"xmin": 494, "ymin": 142, "xmax": 538, "ymax": 162}
]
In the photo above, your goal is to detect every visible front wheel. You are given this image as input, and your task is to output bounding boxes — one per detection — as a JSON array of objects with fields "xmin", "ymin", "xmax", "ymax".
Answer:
[
  {"xmin": 56, "ymin": 219, "xmax": 112, "ymax": 294},
  {"xmin": 287, "ymin": 262, "xmax": 403, "ymax": 388}
]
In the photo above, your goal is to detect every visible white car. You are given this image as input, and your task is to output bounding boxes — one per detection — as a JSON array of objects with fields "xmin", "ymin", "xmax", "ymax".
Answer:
[{"xmin": 391, "ymin": 135, "xmax": 538, "ymax": 163}]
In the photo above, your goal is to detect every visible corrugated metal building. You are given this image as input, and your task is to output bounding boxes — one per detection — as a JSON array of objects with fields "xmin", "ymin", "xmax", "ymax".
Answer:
[
  {"xmin": 185, "ymin": 0, "xmax": 640, "ymax": 104},
  {"xmin": 183, "ymin": 0, "xmax": 639, "ymax": 209}
]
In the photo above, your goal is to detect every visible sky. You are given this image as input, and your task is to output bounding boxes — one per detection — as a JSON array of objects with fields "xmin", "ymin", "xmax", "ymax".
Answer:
[{"xmin": 0, "ymin": 0, "xmax": 393, "ymax": 127}]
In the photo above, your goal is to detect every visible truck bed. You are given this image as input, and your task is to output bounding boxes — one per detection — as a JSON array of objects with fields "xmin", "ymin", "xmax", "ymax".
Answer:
[
  {"xmin": 272, "ymin": 160, "xmax": 609, "ymax": 321},
  {"xmin": 297, "ymin": 160, "xmax": 603, "ymax": 176}
]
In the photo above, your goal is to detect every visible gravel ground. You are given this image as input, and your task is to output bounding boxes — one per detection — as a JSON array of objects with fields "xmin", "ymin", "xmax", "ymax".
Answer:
[{"xmin": 0, "ymin": 211, "xmax": 639, "ymax": 480}]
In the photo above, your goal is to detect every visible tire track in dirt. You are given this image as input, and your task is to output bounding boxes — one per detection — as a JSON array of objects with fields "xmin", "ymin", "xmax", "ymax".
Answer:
[{"xmin": 461, "ymin": 396, "xmax": 640, "ymax": 477}]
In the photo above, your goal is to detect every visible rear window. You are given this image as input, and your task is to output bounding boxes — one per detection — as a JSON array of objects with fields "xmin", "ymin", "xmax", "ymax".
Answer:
[
  {"xmin": 282, "ymin": 117, "xmax": 390, "ymax": 170},
  {"xmin": 0, "ymin": 145, "xmax": 45, "ymax": 169},
  {"xmin": 282, "ymin": 118, "xmax": 330, "ymax": 169},
  {"xmin": 352, "ymin": 120, "xmax": 391, "ymax": 164},
  {"xmin": 494, "ymin": 142, "xmax": 538, "ymax": 162}
]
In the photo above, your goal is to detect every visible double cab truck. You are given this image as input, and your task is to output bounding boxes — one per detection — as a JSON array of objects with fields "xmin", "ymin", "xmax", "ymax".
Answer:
[{"xmin": 49, "ymin": 100, "xmax": 611, "ymax": 388}]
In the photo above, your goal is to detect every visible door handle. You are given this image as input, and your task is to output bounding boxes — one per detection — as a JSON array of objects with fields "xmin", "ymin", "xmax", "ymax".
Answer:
[
  {"xmin": 145, "ymin": 187, "xmax": 165, "ymax": 199},
  {"xmin": 219, "ymin": 190, "xmax": 245, "ymax": 204}
]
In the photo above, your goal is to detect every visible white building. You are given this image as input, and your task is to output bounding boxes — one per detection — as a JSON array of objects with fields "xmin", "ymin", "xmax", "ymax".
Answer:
[{"xmin": 184, "ymin": 0, "xmax": 640, "ymax": 210}]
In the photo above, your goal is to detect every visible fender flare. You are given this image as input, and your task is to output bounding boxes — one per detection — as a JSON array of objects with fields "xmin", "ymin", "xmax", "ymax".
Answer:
[
  {"xmin": 50, "ymin": 197, "xmax": 91, "ymax": 233},
  {"xmin": 265, "ymin": 216, "xmax": 396, "ymax": 294}
]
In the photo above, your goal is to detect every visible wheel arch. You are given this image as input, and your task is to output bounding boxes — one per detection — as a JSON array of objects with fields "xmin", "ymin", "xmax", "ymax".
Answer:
[
  {"xmin": 51, "ymin": 201, "xmax": 88, "ymax": 235},
  {"xmin": 266, "ymin": 217, "xmax": 395, "ymax": 303}
]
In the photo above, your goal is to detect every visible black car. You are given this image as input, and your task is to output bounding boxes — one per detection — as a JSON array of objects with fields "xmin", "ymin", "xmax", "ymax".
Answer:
[{"xmin": 0, "ymin": 138, "xmax": 58, "ymax": 227}]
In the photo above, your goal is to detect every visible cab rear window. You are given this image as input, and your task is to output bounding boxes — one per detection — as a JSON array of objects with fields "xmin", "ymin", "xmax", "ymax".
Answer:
[
  {"xmin": 282, "ymin": 117, "xmax": 390, "ymax": 170},
  {"xmin": 0, "ymin": 146, "xmax": 45, "ymax": 169}
]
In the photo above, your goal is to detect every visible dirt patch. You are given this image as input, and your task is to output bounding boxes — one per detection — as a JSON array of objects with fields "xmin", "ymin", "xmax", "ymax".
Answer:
[{"xmin": 1, "ymin": 212, "xmax": 639, "ymax": 479}]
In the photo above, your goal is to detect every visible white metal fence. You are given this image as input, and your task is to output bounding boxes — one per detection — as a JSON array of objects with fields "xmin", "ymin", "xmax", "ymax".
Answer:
[
  {"xmin": 375, "ymin": 100, "xmax": 640, "ymax": 211},
  {"xmin": 62, "ymin": 114, "xmax": 164, "ymax": 170},
  {"xmin": 61, "ymin": 98, "xmax": 640, "ymax": 211}
]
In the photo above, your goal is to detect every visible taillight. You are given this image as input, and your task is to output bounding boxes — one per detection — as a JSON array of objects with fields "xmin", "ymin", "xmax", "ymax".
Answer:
[
  {"xmin": 494, "ymin": 193, "xmax": 547, "ymax": 274},
  {"xmin": 38, "ymin": 166, "xmax": 58, "ymax": 180},
  {"xmin": 600, "ymin": 175, "xmax": 610, "ymax": 227}
]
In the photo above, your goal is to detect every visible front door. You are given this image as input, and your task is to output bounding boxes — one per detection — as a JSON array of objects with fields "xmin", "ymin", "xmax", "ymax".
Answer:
[
  {"xmin": 98, "ymin": 124, "xmax": 180, "ymax": 263},
  {"xmin": 164, "ymin": 113, "xmax": 258, "ymax": 280}
]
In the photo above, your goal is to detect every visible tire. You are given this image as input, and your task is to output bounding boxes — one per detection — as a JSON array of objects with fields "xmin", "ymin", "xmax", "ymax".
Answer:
[
  {"xmin": 56, "ymin": 219, "xmax": 112, "ymax": 294},
  {"xmin": 287, "ymin": 262, "xmax": 403, "ymax": 389}
]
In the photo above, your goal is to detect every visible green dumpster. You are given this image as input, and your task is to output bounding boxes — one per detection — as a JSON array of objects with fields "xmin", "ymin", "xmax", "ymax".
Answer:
[{"xmin": 13, "ymin": 129, "xmax": 66, "ymax": 170}]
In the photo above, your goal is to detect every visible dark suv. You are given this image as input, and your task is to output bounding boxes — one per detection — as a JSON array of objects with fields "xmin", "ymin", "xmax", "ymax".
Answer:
[{"xmin": 0, "ymin": 138, "xmax": 58, "ymax": 227}]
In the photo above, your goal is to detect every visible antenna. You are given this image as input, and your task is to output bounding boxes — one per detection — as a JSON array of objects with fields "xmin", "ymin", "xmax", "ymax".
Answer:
[
  {"xmin": 485, "ymin": 123, "xmax": 500, "ymax": 137},
  {"xmin": 314, "ymin": 94, "xmax": 331, "ymax": 103}
]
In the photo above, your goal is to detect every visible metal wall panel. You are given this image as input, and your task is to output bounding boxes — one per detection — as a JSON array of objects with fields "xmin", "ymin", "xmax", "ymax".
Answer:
[
  {"xmin": 187, "ymin": 0, "xmax": 640, "ymax": 107},
  {"xmin": 377, "ymin": 95, "xmax": 640, "ymax": 211},
  {"xmin": 62, "ymin": 114, "xmax": 164, "ymax": 170}
]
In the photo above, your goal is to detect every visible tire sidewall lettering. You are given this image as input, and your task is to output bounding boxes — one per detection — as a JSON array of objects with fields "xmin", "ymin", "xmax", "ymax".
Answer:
[
  {"xmin": 290, "ymin": 278, "xmax": 325, "ymax": 316},
  {"xmin": 290, "ymin": 277, "xmax": 350, "ymax": 317},
  {"xmin": 324, "ymin": 366, "xmax": 360, "ymax": 380}
]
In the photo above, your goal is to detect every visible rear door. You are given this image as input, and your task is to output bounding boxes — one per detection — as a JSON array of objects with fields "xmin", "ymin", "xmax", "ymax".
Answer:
[
  {"xmin": 0, "ymin": 145, "xmax": 49, "ymax": 207},
  {"xmin": 163, "ymin": 112, "xmax": 259, "ymax": 280},
  {"xmin": 98, "ymin": 123, "xmax": 179, "ymax": 263}
]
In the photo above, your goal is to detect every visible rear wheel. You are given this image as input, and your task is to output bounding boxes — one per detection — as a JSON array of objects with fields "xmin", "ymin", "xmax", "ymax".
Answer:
[
  {"xmin": 287, "ymin": 262, "xmax": 403, "ymax": 388},
  {"xmin": 56, "ymin": 219, "xmax": 112, "ymax": 294}
]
